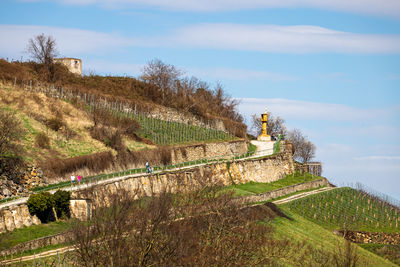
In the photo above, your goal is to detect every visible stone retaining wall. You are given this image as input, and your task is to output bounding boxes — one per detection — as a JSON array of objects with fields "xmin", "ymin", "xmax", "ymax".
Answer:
[
  {"xmin": 147, "ymin": 105, "xmax": 227, "ymax": 131},
  {"xmin": 171, "ymin": 140, "xmax": 248, "ymax": 164},
  {"xmin": 71, "ymin": 142, "xmax": 295, "ymax": 208},
  {"xmin": 0, "ymin": 141, "xmax": 289, "ymax": 233},
  {"xmin": 0, "ymin": 204, "xmax": 41, "ymax": 234}
]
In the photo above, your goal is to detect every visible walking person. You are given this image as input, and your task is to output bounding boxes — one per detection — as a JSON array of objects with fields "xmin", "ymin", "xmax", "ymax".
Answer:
[
  {"xmin": 71, "ymin": 174, "xmax": 75, "ymax": 185},
  {"xmin": 146, "ymin": 162, "xmax": 151, "ymax": 174},
  {"xmin": 77, "ymin": 174, "xmax": 82, "ymax": 185}
]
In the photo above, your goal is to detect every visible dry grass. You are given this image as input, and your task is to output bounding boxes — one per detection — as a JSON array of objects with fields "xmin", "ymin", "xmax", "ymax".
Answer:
[
  {"xmin": 0, "ymin": 83, "xmax": 176, "ymax": 182},
  {"xmin": 0, "ymin": 83, "xmax": 110, "ymax": 162}
]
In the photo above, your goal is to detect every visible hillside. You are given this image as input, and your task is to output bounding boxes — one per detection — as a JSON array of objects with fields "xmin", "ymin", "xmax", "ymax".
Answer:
[
  {"xmin": 0, "ymin": 59, "xmax": 248, "ymax": 200},
  {"xmin": 0, "ymin": 59, "xmax": 246, "ymax": 137},
  {"xmin": 281, "ymin": 187, "xmax": 400, "ymax": 265}
]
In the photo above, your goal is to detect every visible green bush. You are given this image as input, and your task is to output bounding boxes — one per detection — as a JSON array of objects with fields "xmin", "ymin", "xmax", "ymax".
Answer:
[
  {"xmin": 53, "ymin": 190, "xmax": 71, "ymax": 219},
  {"xmin": 27, "ymin": 192, "xmax": 55, "ymax": 223}
]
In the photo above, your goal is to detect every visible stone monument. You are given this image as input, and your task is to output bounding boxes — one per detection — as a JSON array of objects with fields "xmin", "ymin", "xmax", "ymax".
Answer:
[{"xmin": 257, "ymin": 109, "xmax": 271, "ymax": 141}]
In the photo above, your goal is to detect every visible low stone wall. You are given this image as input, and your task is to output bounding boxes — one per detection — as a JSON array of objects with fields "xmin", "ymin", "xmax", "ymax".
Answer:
[
  {"xmin": 0, "ymin": 231, "xmax": 72, "ymax": 256},
  {"xmin": 0, "ymin": 204, "xmax": 41, "ymax": 234},
  {"xmin": 171, "ymin": 140, "xmax": 248, "ymax": 164},
  {"xmin": 339, "ymin": 230, "xmax": 400, "ymax": 245},
  {"xmin": 148, "ymin": 105, "xmax": 227, "ymax": 131},
  {"xmin": 241, "ymin": 178, "xmax": 330, "ymax": 203}
]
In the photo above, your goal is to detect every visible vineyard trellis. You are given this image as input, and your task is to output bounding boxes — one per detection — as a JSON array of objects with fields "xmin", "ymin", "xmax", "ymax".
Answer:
[
  {"xmin": 13, "ymin": 79, "xmax": 238, "ymax": 145},
  {"xmin": 286, "ymin": 186, "xmax": 400, "ymax": 233}
]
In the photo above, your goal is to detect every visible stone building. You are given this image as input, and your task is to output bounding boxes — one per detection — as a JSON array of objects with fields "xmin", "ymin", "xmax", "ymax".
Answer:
[{"xmin": 53, "ymin": 57, "xmax": 82, "ymax": 75}]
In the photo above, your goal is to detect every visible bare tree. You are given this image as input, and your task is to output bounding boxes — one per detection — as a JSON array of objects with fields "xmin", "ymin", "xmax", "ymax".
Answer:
[
  {"xmin": 71, "ymin": 184, "xmax": 286, "ymax": 266},
  {"xmin": 251, "ymin": 112, "xmax": 287, "ymax": 137},
  {"xmin": 27, "ymin": 34, "xmax": 58, "ymax": 65},
  {"xmin": 286, "ymin": 128, "xmax": 316, "ymax": 163},
  {"xmin": 140, "ymin": 59, "xmax": 183, "ymax": 104}
]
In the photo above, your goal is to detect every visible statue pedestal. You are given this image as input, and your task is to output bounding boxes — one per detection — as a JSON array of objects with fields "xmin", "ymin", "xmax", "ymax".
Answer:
[{"xmin": 257, "ymin": 135, "xmax": 271, "ymax": 141}]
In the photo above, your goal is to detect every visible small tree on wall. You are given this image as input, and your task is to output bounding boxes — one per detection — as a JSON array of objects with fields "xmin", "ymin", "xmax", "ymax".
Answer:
[{"xmin": 287, "ymin": 128, "xmax": 316, "ymax": 163}]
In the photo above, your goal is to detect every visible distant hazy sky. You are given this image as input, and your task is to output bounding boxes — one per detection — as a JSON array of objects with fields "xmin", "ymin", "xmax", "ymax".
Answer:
[{"xmin": 1, "ymin": 0, "xmax": 399, "ymax": 200}]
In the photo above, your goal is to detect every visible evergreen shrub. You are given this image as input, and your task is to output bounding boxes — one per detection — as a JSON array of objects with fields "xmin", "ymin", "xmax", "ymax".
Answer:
[{"xmin": 27, "ymin": 192, "xmax": 55, "ymax": 223}]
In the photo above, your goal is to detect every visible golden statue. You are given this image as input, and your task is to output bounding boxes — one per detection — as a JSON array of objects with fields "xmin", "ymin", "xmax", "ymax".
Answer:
[{"xmin": 257, "ymin": 109, "xmax": 271, "ymax": 141}]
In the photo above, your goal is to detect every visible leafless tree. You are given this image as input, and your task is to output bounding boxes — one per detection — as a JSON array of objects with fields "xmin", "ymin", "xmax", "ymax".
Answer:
[
  {"xmin": 140, "ymin": 59, "xmax": 183, "ymax": 104},
  {"xmin": 70, "ymin": 183, "xmax": 288, "ymax": 266},
  {"xmin": 287, "ymin": 128, "xmax": 316, "ymax": 163},
  {"xmin": 27, "ymin": 34, "xmax": 58, "ymax": 65}
]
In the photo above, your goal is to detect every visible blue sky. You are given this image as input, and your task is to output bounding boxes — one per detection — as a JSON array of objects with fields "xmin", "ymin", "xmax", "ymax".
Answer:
[{"xmin": 1, "ymin": 0, "xmax": 400, "ymax": 200}]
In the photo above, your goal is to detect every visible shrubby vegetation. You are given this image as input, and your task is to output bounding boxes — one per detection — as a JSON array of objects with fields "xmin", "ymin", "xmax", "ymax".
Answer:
[
  {"xmin": 53, "ymin": 190, "xmax": 71, "ymax": 219},
  {"xmin": 69, "ymin": 182, "xmax": 368, "ymax": 267},
  {"xmin": 26, "ymin": 192, "xmax": 55, "ymax": 223},
  {"xmin": 0, "ymin": 108, "xmax": 26, "ymax": 179},
  {"xmin": 27, "ymin": 190, "xmax": 71, "ymax": 222}
]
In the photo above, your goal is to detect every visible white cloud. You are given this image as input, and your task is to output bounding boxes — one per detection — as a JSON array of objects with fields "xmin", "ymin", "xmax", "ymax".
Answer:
[
  {"xmin": 0, "ymin": 25, "xmax": 134, "ymax": 58},
  {"xmin": 237, "ymin": 97, "xmax": 397, "ymax": 121},
  {"xmin": 170, "ymin": 24, "xmax": 400, "ymax": 54},
  {"xmin": 354, "ymin": 155, "xmax": 400, "ymax": 160},
  {"xmin": 20, "ymin": 0, "xmax": 400, "ymax": 18},
  {"xmin": 189, "ymin": 67, "xmax": 298, "ymax": 81},
  {"xmin": 2, "ymin": 24, "xmax": 400, "ymax": 58}
]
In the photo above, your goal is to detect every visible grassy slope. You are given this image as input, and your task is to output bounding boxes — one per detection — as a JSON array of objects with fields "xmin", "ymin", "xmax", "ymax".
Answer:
[
  {"xmin": 0, "ymin": 221, "xmax": 71, "ymax": 250},
  {"xmin": 0, "ymin": 83, "xmax": 154, "ymax": 164},
  {"xmin": 273, "ymin": 207, "xmax": 397, "ymax": 267},
  {"xmin": 224, "ymin": 172, "xmax": 323, "ymax": 197},
  {"xmin": 283, "ymin": 187, "xmax": 400, "ymax": 233},
  {"xmin": 359, "ymin": 243, "xmax": 400, "ymax": 266}
]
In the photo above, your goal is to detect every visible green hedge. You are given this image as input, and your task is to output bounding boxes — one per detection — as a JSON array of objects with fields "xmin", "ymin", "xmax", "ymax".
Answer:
[{"xmin": 27, "ymin": 190, "xmax": 71, "ymax": 223}]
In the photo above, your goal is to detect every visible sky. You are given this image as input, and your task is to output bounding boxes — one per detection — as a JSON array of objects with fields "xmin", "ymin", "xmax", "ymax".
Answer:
[{"xmin": 1, "ymin": 0, "xmax": 399, "ymax": 200}]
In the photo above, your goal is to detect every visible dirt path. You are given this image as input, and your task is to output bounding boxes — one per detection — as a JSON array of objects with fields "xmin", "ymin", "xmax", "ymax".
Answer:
[{"xmin": 273, "ymin": 186, "xmax": 337, "ymax": 205}]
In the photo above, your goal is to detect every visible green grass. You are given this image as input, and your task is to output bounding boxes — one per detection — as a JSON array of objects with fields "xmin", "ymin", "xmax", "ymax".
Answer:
[
  {"xmin": 283, "ymin": 187, "xmax": 400, "ymax": 233},
  {"xmin": 0, "ymin": 220, "xmax": 72, "ymax": 250},
  {"xmin": 273, "ymin": 206, "xmax": 397, "ymax": 266},
  {"xmin": 247, "ymin": 142, "xmax": 257, "ymax": 155},
  {"xmin": 224, "ymin": 171, "xmax": 323, "ymax": 197},
  {"xmin": 358, "ymin": 243, "xmax": 400, "ymax": 266}
]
